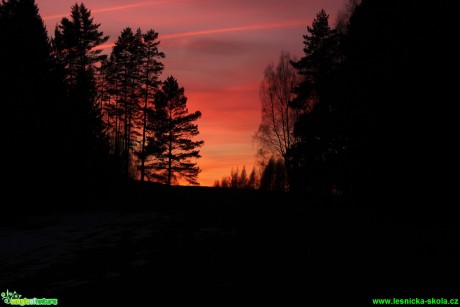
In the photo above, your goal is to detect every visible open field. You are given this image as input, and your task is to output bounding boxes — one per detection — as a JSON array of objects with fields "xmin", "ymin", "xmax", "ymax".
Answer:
[{"xmin": 1, "ymin": 186, "xmax": 459, "ymax": 305}]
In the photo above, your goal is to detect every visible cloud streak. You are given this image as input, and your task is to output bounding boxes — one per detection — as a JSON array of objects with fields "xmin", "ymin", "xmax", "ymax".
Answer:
[
  {"xmin": 43, "ymin": 0, "xmax": 188, "ymax": 21},
  {"xmin": 161, "ymin": 19, "xmax": 307, "ymax": 40},
  {"xmin": 93, "ymin": 19, "xmax": 307, "ymax": 51}
]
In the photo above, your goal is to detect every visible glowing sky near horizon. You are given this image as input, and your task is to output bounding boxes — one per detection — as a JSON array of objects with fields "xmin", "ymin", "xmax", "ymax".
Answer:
[{"xmin": 37, "ymin": 0, "xmax": 344, "ymax": 186}]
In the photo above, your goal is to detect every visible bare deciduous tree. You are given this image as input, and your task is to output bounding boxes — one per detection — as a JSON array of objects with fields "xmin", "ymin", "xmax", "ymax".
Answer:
[{"xmin": 255, "ymin": 51, "xmax": 300, "ymax": 165}]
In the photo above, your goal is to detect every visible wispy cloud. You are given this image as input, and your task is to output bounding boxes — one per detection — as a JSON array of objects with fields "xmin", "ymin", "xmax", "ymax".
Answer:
[
  {"xmin": 43, "ymin": 0, "xmax": 188, "ymax": 20},
  {"xmin": 93, "ymin": 19, "xmax": 307, "ymax": 51},
  {"xmin": 161, "ymin": 19, "xmax": 306, "ymax": 40},
  {"xmin": 94, "ymin": 42, "xmax": 115, "ymax": 50}
]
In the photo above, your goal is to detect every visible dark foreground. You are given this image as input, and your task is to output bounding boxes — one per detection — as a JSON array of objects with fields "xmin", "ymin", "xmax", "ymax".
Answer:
[{"xmin": 1, "ymin": 186, "xmax": 459, "ymax": 306}]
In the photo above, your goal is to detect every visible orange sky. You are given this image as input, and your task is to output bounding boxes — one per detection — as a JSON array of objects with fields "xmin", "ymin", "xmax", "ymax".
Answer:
[{"xmin": 38, "ymin": 0, "xmax": 344, "ymax": 186}]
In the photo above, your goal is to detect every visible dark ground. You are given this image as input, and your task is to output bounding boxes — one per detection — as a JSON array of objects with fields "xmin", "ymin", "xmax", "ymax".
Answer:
[{"xmin": 1, "ymin": 185, "xmax": 459, "ymax": 306}]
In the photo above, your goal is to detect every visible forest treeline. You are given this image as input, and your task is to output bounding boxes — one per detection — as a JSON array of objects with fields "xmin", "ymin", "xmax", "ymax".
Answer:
[
  {"xmin": 1, "ymin": 0, "xmax": 203, "ymax": 199},
  {"xmin": 2, "ymin": 0, "xmax": 459, "ymax": 204},
  {"xmin": 218, "ymin": 0, "xmax": 460, "ymax": 205}
]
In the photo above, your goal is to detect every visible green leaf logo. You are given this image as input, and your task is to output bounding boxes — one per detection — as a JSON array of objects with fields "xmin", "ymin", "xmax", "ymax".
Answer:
[{"xmin": 1, "ymin": 290, "xmax": 22, "ymax": 304}]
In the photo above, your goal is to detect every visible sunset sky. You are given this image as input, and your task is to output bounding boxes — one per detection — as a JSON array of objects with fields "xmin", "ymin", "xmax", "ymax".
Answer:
[{"xmin": 37, "ymin": 0, "xmax": 344, "ymax": 186}]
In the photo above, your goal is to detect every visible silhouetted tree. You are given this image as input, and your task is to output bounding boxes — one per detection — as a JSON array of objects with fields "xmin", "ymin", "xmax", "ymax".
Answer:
[
  {"xmin": 260, "ymin": 158, "xmax": 288, "ymax": 191},
  {"xmin": 290, "ymin": 9, "xmax": 333, "ymax": 110},
  {"xmin": 102, "ymin": 28, "xmax": 164, "ymax": 180},
  {"xmin": 137, "ymin": 29, "xmax": 165, "ymax": 182},
  {"xmin": 220, "ymin": 177, "xmax": 230, "ymax": 188},
  {"xmin": 0, "ymin": 0, "xmax": 56, "ymax": 189},
  {"xmin": 214, "ymin": 165, "xmax": 259, "ymax": 189},
  {"xmin": 255, "ymin": 51, "xmax": 299, "ymax": 166},
  {"xmin": 260, "ymin": 158, "xmax": 275, "ymax": 191},
  {"xmin": 230, "ymin": 168, "xmax": 239, "ymax": 188},
  {"xmin": 53, "ymin": 3, "xmax": 108, "ymax": 85},
  {"xmin": 101, "ymin": 54, "xmax": 123, "ymax": 168},
  {"xmin": 287, "ymin": 9, "xmax": 347, "ymax": 194},
  {"xmin": 145, "ymin": 76, "xmax": 203, "ymax": 185},
  {"xmin": 52, "ymin": 3, "xmax": 110, "ymax": 188},
  {"xmin": 247, "ymin": 167, "xmax": 258, "ymax": 189},
  {"xmin": 108, "ymin": 27, "xmax": 143, "ymax": 176},
  {"xmin": 239, "ymin": 166, "xmax": 248, "ymax": 188}
]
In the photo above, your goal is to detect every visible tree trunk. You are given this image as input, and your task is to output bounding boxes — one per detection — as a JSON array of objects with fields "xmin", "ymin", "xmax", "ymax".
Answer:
[
  {"xmin": 140, "ymin": 70, "xmax": 149, "ymax": 182},
  {"xmin": 140, "ymin": 101, "xmax": 147, "ymax": 182},
  {"xmin": 167, "ymin": 109, "xmax": 173, "ymax": 186},
  {"xmin": 167, "ymin": 144, "xmax": 172, "ymax": 186}
]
